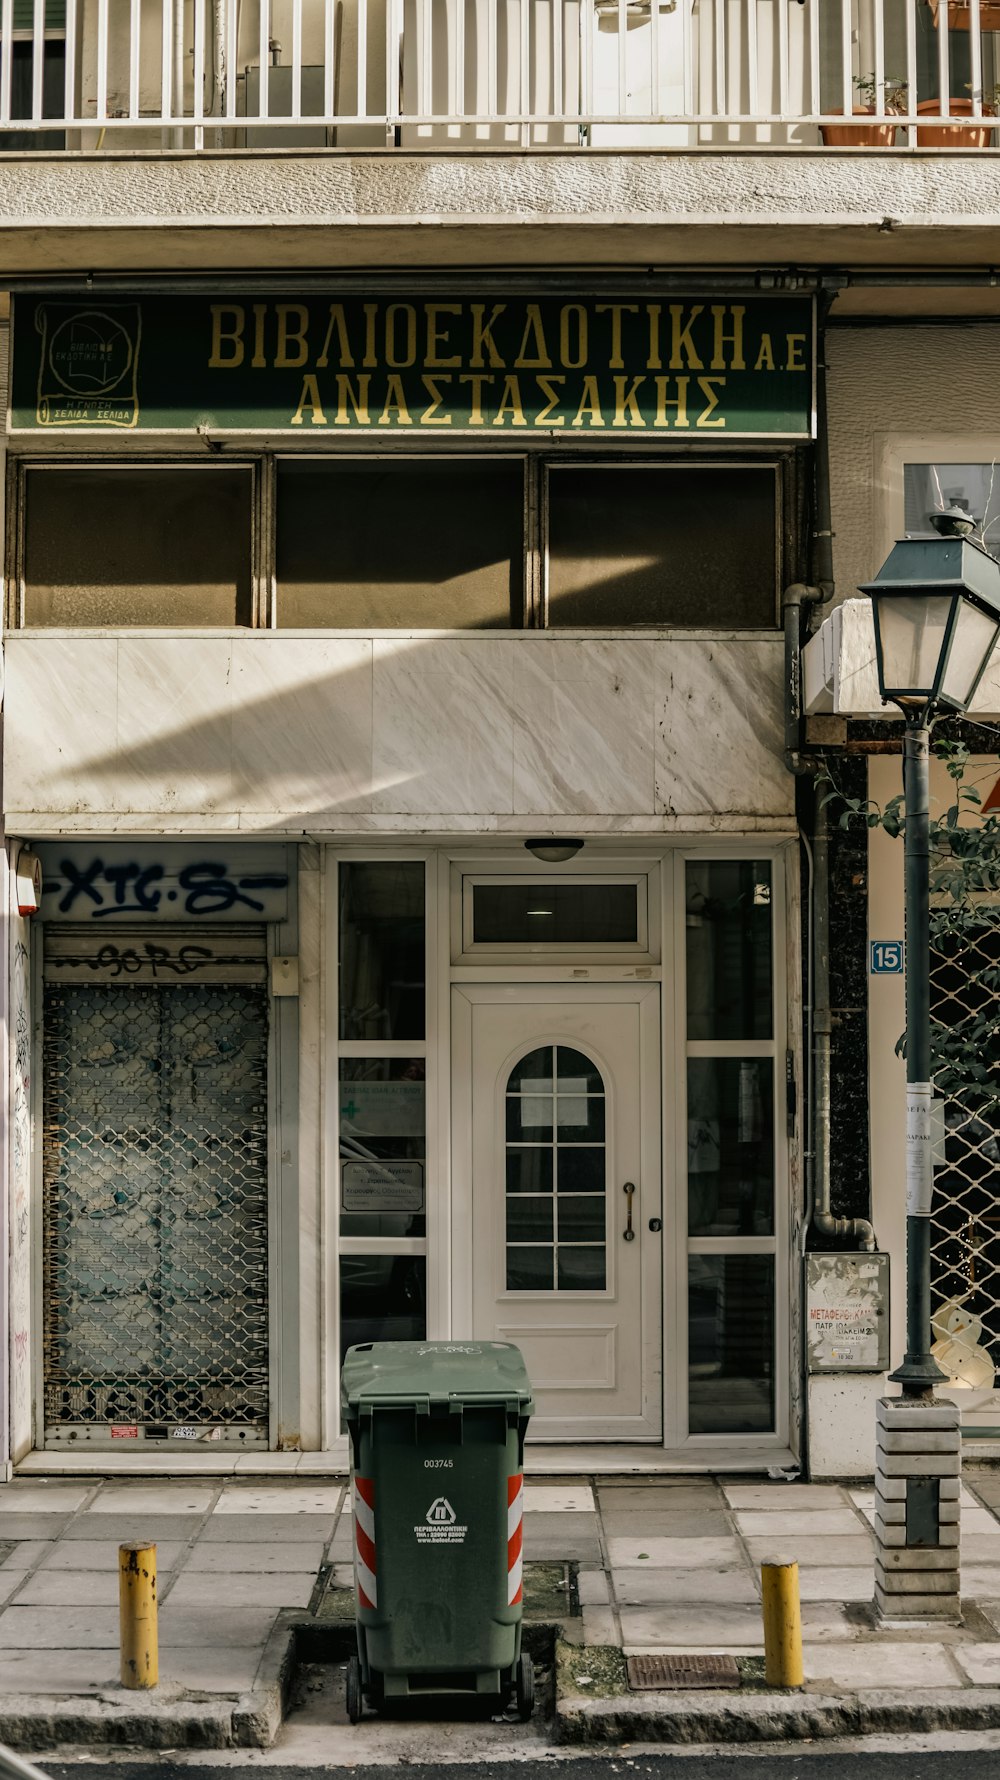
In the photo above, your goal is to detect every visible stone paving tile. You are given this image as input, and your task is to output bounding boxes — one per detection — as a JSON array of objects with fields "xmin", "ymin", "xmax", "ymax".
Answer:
[
  {"xmin": 962, "ymin": 1534, "xmax": 1000, "ymax": 1562},
  {"xmin": 607, "ymin": 1535, "xmax": 744, "ymax": 1569},
  {"xmin": 184, "ymin": 1539, "xmax": 325, "ymax": 1573},
  {"xmin": 952, "ymin": 1642, "xmax": 1000, "ymax": 1684},
  {"xmin": 158, "ymin": 1648, "xmax": 264, "ymax": 1693},
  {"xmin": 612, "ymin": 1566, "xmax": 758, "ymax": 1606},
  {"xmin": 65, "ymin": 1515, "xmax": 203, "ymax": 1542},
  {"xmin": 157, "ymin": 1607, "xmax": 279, "ymax": 1647},
  {"xmin": 14, "ymin": 1570, "xmax": 121, "ymax": 1608},
  {"xmin": 580, "ymin": 1606, "xmax": 618, "ymax": 1646},
  {"xmin": 87, "ymin": 1486, "xmax": 215, "ymax": 1516},
  {"xmin": 202, "ymin": 1513, "xmax": 335, "ymax": 1542},
  {"xmin": 723, "ymin": 1485, "xmax": 850, "ymax": 1510},
  {"xmin": 524, "ymin": 1486, "xmax": 595, "ymax": 1513},
  {"xmin": 0, "ymin": 1572, "xmax": 24, "ymax": 1605},
  {"xmin": 598, "ymin": 1511, "xmax": 733, "ymax": 1539},
  {"xmin": 0, "ymin": 1606, "xmax": 121, "ymax": 1648},
  {"xmin": 618, "ymin": 1602, "xmax": 766, "ymax": 1648},
  {"xmin": 744, "ymin": 1535, "xmax": 874, "ymax": 1567},
  {"xmin": 0, "ymin": 1652, "xmax": 118, "ymax": 1692},
  {"xmin": 0, "ymin": 1542, "xmax": 58, "ymax": 1570},
  {"xmin": 597, "ymin": 1485, "xmax": 719, "ymax": 1514},
  {"xmin": 0, "ymin": 1516, "xmax": 73, "ymax": 1541},
  {"xmin": 957, "ymin": 1565, "xmax": 1000, "ymax": 1597},
  {"xmin": 166, "ymin": 1569, "xmax": 315, "ymax": 1609},
  {"xmin": 328, "ymin": 1524, "xmax": 354, "ymax": 1560},
  {"xmin": 795, "ymin": 1567, "xmax": 876, "ymax": 1603},
  {"xmin": 961, "ymin": 1511, "xmax": 1000, "ymax": 1537},
  {"xmin": 734, "ymin": 1510, "xmax": 864, "ymax": 1538},
  {"xmin": 523, "ymin": 1513, "xmax": 602, "ymax": 1561},
  {"xmin": 577, "ymin": 1569, "xmax": 610, "ymax": 1604},
  {"xmin": 213, "ymin": 1487, "xmax": 342, "ymax": 1516},
  {"xmin": 802, "ymin": 1642, "xmax": 961, "ymax": 1689},
  {"xmin": 38, "ymin": 1539, "xmax": 184, "ymax": 1571},
  {"xmin": 0, "ymin": 1486, "xmax": 91, "ymax": 1514}
]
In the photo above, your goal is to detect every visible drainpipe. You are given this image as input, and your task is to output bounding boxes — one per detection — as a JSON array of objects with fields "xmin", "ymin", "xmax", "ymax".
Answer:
[
  {"xmin": 782, "ymin": 291, "xmax": 876, "ymax": 1255},
  {"xmin": 210, "ymin": 0, "xmax": 226, "ymax": 117},
  {"xmin": 173, "ymin": 0, "xmax": 186, "ymax": 147},
  {"xmin": 811, "ymin": 796, "xmax": 876, "ymax": 1253}
]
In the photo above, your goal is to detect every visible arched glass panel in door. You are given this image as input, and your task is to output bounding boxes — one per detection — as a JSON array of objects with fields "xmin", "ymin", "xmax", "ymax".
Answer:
[{"xmin": 505, "ymin": 1045, "xmax": 607, "ymax": 1292}]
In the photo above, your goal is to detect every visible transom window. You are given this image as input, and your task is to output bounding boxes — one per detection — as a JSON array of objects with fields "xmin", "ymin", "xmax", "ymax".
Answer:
[{"xmin": 505, "ymin": 1045, "xmax": 608, "ymax": 1293}]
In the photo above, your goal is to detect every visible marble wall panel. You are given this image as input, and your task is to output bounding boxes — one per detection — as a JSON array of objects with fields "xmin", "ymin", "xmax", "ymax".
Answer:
[
  {"xmin": 512, "ymin": 640, "xmax": 656, "ymax": 815},
  {"xmin": 115, "ymin": 638, "xmax": 236, "ymax": 813},
  {"xmin": 232, "ymin": 638, "xmax": 374, "ymax": 816},
  {"xmin": 654, "ymin": 640, "xmax": 792, "ymax": 820},
  {"xmin": 370, "ymin": 637, "xmax": 516, "ymax": 815},
  {"xmin": 4, "ymin": 637, "xmax": 119, "ymax": 816}
]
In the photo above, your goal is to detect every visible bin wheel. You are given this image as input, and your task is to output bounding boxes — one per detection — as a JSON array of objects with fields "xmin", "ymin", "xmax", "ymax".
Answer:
[
  {"xmin": 515, "ymin": 1652, "xmax": 534, "ymax": 1722},
  {"xmin": 346, "ymin": 1652, "xmax": 363, "ymax": 1725}
]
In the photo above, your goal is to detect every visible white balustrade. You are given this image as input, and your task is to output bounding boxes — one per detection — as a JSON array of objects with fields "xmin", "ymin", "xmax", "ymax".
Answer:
[{"xmin": 0, "ymin": 0, "xmax": 995, "ymax": 148}]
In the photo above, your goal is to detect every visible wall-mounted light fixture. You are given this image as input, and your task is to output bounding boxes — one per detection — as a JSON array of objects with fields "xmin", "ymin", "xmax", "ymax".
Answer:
[{"xmin": 523, "ymin": 839, "xmax": 585, "ymax": 864}]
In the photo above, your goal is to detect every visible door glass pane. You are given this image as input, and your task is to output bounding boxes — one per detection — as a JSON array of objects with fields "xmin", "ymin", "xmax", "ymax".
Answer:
[
  {"xmin": 339, "ymin": 862, "xmax": 425, "ymax": 1040},
  {"xmin": 688, "ymin": 1256, "xmax": 775, "ymax": 1433},
  {"xmin": 506, "ymin": 1044, "xmax": 607, "ymax": 1292},
  {"xmin": 557, "ymin": 1249, "xmax": 607, "ymax": 1291},
  {"xmin": 686, "ymin": 861, "xmax": 773, "ymax": 1040},
  {"xmin": 340, "ymin": 1058, "xmax": 426, "ymax": 1238},
  {"xmin": 22, "ymin": 467, "xmax": 253, "ymax": 627},
  {"xmin": 276, "ymin": 460, "xmax": 523, "ymax": 628},
  {"xmin": 688, "ymin": 1058, "xmax": 774, "ymax": 1237},
  {"xmin": 340, "ymin": 1256, "xmax": 426, "ymax": 1351},
  {"xmin": 506, "ymin": 1149, "xmax": 553, "ymax": 1194},
  {"xmin": 547, "ymin": 465, "xmax": 778, "ymax": 628},
  {"xmin": 473, "ymin": 883, "xmax": 638, "ymax": 945}
]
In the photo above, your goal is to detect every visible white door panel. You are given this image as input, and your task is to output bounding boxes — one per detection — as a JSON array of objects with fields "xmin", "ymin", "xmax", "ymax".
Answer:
[{"xmin": 453, "ymin": 983, "xmax": 661, "ymax": 1440}]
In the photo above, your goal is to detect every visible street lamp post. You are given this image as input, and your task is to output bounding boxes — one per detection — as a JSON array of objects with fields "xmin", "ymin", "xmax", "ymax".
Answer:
[{"xmin": 859, "ymin": 509, "xmax": 1000, "ymax": 1620}]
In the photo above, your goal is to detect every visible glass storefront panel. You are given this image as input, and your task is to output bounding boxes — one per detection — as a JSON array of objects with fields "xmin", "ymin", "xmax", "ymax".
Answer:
[
  {"xmin": 339, "ymin": 861, "xmax": 425, "ymax": 1041},
  {"xmin": 340, "ymin": 1256, "xmax": 426, "ymax": 1350},
  {"xmin": 686, "ymin": 860, "xmax": 773, "ymax": 1041},
  {"xmin": 339, "ymin": 1058, "xmax": 426, "ymax": 1239},
  {"xmin": 688, "ymin": 1058, "xmax": 775, "ymax": 1237},
  {"xmin": 688, "ymin": 1255, "xmax": 775, "ymax": 1434}
]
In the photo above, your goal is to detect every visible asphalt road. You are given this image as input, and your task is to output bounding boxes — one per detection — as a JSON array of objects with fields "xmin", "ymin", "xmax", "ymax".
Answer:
[{"xmin": 42, "ymin": 1755, "xmax": 1000, "ymax": 1780}]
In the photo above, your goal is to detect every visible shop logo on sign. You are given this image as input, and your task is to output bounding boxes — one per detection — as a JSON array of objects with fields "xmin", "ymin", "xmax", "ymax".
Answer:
[{"xmin": 426, "ymin": 1497, "xmax": 456, "ymax": 1524}]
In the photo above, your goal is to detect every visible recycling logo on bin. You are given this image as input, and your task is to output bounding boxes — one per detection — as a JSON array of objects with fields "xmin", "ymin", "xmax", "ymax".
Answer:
[{"xmin": 416, "ymin": 1496, "xmax": 467, "ymax": 1544}]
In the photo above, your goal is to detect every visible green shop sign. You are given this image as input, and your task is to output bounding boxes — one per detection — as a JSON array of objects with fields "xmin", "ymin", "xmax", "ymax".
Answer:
[{"xmin": 10, "ymin": 294, "xmax": 815, "ymax": 437}]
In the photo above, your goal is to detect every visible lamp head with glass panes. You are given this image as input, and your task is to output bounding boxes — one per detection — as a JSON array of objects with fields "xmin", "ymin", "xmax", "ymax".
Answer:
[{"xmin": 858, "ymin": 508, "xmax": 1000, "ymax": 716}]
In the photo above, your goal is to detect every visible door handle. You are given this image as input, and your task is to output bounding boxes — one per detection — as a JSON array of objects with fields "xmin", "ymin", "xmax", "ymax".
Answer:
[{"xmin": 622, "ymin": 1181, "xmax": 636, "ymax": 1242}]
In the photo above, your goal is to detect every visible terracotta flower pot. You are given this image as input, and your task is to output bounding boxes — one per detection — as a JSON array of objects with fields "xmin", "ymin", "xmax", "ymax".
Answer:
[
  {"xmin": 927, "ymin": 0, "xmax": 1000, "ymax": 31},
  {"xmin": 820, "ymin": 108, "xmax": 898, "ymax": 146},
  {"xmin": 916, "ymin": 97, "xmax": 994, "ymax": 146}
]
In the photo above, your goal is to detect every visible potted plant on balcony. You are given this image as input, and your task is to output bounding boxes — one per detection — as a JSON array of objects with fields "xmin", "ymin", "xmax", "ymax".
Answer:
[
  {"xmin": 915, "ymin": 83, "xmax": 998, "ymax": 145},
  {"xmin": 820, "ymin": 74, "xmax": 907, "ymax": 145}
]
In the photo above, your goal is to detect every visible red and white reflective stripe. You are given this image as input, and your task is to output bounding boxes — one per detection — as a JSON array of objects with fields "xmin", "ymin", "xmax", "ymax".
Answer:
[
  {"xmin": 507, "ymin": 1473, "xmax": 524, "ymax": 1606},
  {"xmin": 353, "ymin": 1475, "xmax": 377, "ymax": 1609}
]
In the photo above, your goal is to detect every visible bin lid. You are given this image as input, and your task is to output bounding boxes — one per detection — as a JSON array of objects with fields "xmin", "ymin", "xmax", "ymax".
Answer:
[{"xmin": 341, "ymin": 1340, "xmax": 534, "ymax": 1414}]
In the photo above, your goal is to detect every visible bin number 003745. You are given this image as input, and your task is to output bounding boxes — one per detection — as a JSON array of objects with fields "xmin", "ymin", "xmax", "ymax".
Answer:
[{"xmin": 424, "ymin": 1459, "xmax": 453, "ymax": 1468}]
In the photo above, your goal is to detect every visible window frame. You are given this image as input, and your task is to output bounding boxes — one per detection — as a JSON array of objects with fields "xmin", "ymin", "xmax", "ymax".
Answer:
[
  {"xmin": 455, "ymin": 868, "xmax": 658, "ymax": 964},
  {"xmin": 10, "ymin": 456, "xmax": 263, "ymax": 631}
]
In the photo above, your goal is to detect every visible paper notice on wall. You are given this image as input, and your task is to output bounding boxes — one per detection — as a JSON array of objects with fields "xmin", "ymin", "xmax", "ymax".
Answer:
[{"xmin": 906, "ymin": 1084, "xmax": 934, "ymax": 1217}]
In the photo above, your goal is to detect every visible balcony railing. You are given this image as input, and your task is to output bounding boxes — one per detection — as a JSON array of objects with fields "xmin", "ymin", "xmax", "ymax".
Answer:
[{"xmin": 1, "ymin": 0, "xmax": 998, "ymax": 150}]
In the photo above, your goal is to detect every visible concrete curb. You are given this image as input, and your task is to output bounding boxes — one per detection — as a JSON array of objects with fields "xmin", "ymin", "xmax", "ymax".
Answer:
[
  {"xmin": 555, "ymin": 1685, "xmax": 1000, "ymax": 1745},
  {"xmin": 0, "ymin": 1617, "xmax": 301, "ymax": 1753}
]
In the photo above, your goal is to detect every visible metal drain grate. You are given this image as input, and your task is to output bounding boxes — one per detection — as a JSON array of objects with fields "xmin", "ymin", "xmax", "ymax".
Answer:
[{"xmin": 626, "ymin": 1653, "xmax": 740, "ymax": 1690}]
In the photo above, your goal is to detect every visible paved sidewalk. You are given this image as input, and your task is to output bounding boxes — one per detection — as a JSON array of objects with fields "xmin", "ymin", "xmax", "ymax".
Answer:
[{"xmin": 3, "ymin": 1471, "xmax": 1000, "ymax": 1745}]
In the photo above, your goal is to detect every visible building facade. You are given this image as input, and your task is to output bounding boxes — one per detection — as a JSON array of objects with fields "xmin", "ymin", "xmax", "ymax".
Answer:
[{"xmin": 1, "ymin": 0, "xmax": 999, "ymax": 1477}]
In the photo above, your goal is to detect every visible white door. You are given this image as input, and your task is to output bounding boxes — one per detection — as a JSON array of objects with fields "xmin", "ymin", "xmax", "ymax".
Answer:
[{"xmin": 453, "ymin": 984, "xmax": 661, "ymax": 1440}]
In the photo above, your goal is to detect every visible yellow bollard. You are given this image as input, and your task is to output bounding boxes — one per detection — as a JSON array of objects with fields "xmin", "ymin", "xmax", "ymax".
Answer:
[
  {"xmin": 119, "ymin": 1541, "xmax": 158, "ymax": 1690},
  {"xmin": 761, "ymin": 1560, "xmax": 804, "ymax": 1689}
]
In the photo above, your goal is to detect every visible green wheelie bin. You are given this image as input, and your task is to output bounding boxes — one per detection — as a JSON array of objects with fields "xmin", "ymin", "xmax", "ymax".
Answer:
[{"xmin": 341, "ymin": 1340, "xmax": 534, "ymax": 1722}]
